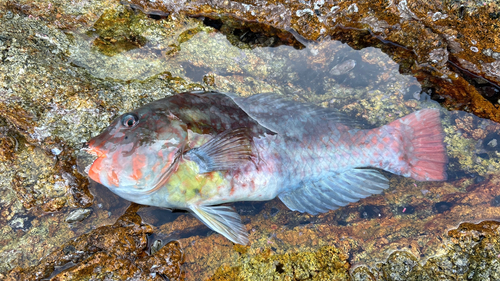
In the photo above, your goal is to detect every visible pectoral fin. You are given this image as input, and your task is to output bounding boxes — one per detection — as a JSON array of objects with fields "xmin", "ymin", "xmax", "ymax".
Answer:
[
  {"xmin": 190, "ymin": 205, "xmax": 249, "ymax": 245},
  {"xmin": 185, "ymin": 128, "xmax": 252, "ymax": 173}
]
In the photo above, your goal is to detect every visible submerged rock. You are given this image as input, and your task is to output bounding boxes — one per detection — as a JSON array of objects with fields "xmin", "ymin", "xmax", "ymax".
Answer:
[
  {"xmin": 120, "ymin": 0, "xmax": 500, "ymax": 123},
  {"xmin": 352, "ymin": 221, "xmax": 500, "ymax": 280}
]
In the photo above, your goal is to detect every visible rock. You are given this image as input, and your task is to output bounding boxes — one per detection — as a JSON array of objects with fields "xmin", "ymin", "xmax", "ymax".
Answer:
[
  {"xmin": 64, "ymin": 208, "xmax": 92, "ymax": 223},
  {"xmin": 2, "ymin": 204, "xmax": 184, "ymax": 280},
  {"xmin": 352, "ymin": 221, "xmax": 500, "ymax": 280},
  {"xmin": 121, "ymin": 0, "xmax": 500, "ymax": 122},
  {"xmin": 208, "ymin": 245, "xmax": 350, "ymax": 280}
]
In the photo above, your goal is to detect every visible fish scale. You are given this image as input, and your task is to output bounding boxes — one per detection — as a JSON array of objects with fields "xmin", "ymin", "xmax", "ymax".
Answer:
[
  {"xmin": 260, "ymin": 127, "xmax": 374, "ymax": 189},
  {"xmin": 215, "ymin": 115, "xmax": 388, "ymax": 204},
  {"xmin": 85, "ymin": 91, "xmax": 447, "ymax": 245}
]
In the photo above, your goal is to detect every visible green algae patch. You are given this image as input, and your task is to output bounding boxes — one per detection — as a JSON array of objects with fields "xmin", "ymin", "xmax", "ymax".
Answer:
[
  {"xmin": 89, "ymin": 6, "xmax": 210, "ymax": 58},
  {"xmin": 90, "ymin": 7, "xmax": 148, "ymax": 56},
  {"xmin": 209, "ymin": 245, "xmax": 350, "ymax": 280}
]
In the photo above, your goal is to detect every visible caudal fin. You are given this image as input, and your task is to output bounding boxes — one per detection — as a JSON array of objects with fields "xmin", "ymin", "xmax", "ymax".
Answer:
[{"xmin": 386, "ymin": 108, "xmax": 448, "ymax": 181}]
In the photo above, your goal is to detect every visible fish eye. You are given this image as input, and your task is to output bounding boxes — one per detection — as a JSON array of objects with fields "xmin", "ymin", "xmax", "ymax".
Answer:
[{"xmin": 121, "ymin": 113, "xmax": 139, "ymax": 128}]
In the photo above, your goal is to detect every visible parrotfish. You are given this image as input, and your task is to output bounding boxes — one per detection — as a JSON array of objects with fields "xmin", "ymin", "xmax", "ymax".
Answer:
[{"xmin": 84, "ymin": 91, "xmax": 447, "ymax": 245}]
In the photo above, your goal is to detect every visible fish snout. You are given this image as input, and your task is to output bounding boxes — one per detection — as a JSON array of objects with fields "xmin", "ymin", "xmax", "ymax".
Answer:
[
  {"xmin": 81, "ymin": 140, "xmax": 105, "ymax": 158},
  {"xmin": 76, "ymin": 142, "xmax": 100, "ymax": 177},
  {"xmin": 81, "ymin": 141, "xmax": 95, "ymax": 155}
]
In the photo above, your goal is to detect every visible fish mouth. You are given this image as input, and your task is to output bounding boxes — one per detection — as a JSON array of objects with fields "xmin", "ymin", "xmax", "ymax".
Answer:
[
  {"xmin": 76, "ymin": 147, "xmax": 99, "ymax": 176},
  {"xmin": 82, "ymin": 142, "xmax": 106, "ymax": 158}
]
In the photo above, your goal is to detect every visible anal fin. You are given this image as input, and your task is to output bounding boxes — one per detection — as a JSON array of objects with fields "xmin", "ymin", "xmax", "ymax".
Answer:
[
  {"xmin": 190, "ymin": 205, "xmax": 249, "ymax": 245},
  {"xmin": 279, "ymin": 169, "xmax": 389, "ymax": 215}
]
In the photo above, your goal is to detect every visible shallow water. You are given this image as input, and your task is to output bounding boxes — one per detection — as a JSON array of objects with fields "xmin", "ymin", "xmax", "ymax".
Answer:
[
  {"xmin": 1, "ymin": 3, "xmax": 500, "ymax": 280},
  {"xmin": 73, "ymin": 15, "xmax": 500, "ymax": 277}
]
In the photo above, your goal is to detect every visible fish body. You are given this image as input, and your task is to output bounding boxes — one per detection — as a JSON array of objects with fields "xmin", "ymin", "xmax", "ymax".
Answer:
[
  {"xmin": 329, "ymin": 59, "xmax": 356, "ymax": 76},
  {"xmin": 85, "ymin": 91, "xmax": 447, "ymax": 244}
]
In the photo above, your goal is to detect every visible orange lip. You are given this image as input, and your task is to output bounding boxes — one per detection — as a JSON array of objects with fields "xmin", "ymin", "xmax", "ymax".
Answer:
[
  {"xmin": 83, "ymin": 141, "xmax": 106, "ymax": 158},
  {"xmin": 88, "ymin": 156, "xmax": 104, "ymax": 184},
  {"xmin": 83, "ymin": 147, "xmax": 102, "ymax": 157}
]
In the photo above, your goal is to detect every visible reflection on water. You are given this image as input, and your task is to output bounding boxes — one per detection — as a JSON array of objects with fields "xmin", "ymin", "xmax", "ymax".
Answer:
[{"xmin": 69, "ymin": 19, "xmax": 413, "ymax": 104}]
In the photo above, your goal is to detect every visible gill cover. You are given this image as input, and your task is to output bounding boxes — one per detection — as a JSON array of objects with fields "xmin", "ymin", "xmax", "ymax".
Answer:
[
  {"xmin": 86, "ymin": 104, "xmax": 187, "ymax": 194},
  {"xmin": 86, "ymin": 92, "xmax": 275, "ymax": 194}
]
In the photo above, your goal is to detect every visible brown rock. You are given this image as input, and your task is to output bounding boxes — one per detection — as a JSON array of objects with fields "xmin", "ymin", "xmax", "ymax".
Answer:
[{"xmin": 3, "ymin": 204, "xmax": 184, "ymax": 280}]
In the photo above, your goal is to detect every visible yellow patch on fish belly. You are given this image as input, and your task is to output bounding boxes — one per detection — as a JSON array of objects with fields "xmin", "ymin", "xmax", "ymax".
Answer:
[{"xmin": 165, "ymin": 160, "xmax": 226, "ymax": 204}]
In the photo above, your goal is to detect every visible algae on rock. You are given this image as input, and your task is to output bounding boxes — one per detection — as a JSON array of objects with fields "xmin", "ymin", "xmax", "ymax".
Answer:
[{"xmin": 210, "ymin": 245, "xmax": 350, "ymax": 281}]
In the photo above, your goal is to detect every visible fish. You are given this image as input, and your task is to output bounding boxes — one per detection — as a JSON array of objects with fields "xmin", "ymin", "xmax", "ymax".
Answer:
[
  {"xmin": 83, "ymin": 91, "xmax": 447, "ymax": 245},
  {"xmin": 329, "ymin": 59, "xmax": 356, "ymax": 76}
]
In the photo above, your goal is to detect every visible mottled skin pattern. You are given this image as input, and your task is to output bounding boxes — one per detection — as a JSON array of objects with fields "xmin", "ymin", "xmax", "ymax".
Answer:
[
  {"xmin": 85, "ymin": 91, "xmax": 447, "ymax": 244},
  {"xmin": 86, "ymin": 92, "xmax": 275, "ymax": 208},
  {"xmin": 202, "ymin": 103, "xmax": 446, "ymax": 204}
]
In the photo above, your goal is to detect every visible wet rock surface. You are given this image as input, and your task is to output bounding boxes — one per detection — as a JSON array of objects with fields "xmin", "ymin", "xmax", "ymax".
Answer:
[
  {"xmin": 0, "ymin": 0, "xmax": 500, "ymax": 280},
  {"xmin": 352, "ymin": 221, "xmax": 500, "ymax": 280},
  {"xmin": 209, "ymin": 245, "xmax": 350, "ymax": 280},
  {"xmin": 121, "ymin": 0, "xmax": 500, "ymax": 123},
  {"xmin": 3, "ymin": 204, "xmax": 184, "ymax": 281},
  {"xmin": 64, "ymin": 208, "xmax": 92, "ymax": 223}
]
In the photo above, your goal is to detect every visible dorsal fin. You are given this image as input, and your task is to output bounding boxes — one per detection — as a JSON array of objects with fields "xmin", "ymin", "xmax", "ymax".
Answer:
[
  {"xmin": 231, "ymin": 93, "xmax": 363, "ymax": 135},
  {"xmin": 153, "ymin": 91, "xmax": 276, "ymax": 137},
  {"xmin": 279, "ymin": 169, "xmax": 389, "ymax": 215}
]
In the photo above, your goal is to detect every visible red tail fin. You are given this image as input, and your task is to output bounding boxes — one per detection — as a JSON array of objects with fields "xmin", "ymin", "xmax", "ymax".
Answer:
[{"xmin": 387, "ymin": 108, "xmax": 448, "ymax": 181}]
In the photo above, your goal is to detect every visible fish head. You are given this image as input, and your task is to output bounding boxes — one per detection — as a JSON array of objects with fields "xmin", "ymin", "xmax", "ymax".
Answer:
[{"xmin": 84, "ymin": 104, "xmax": 188, "ymax": 194}]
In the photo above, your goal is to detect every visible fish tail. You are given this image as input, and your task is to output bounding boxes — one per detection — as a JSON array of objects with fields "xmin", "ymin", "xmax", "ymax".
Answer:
[{"xmin": 383, "ymin": 108, "xmax": 448, "ymax": 181}]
